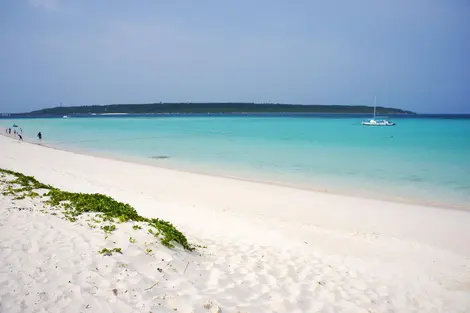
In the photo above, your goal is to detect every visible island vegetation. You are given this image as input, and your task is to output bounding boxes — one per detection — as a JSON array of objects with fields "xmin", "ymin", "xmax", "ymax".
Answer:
[{"xmin": 22, "ymin": 102, "xmax": 414, "ymax": 115}]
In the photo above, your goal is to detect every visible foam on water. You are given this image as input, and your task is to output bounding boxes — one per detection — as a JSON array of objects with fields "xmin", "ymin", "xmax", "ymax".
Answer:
[{"xmin": 2, "ymin": 115, "xmax": 469, "ymax": 209}]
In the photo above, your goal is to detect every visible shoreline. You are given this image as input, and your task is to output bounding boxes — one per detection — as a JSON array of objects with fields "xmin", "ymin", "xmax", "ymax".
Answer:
[
  {"xmin": 1, "ymin": 134, "xmax": 470, "ymax": 312},
  {"xmin": 1, "ymin": 134, "xmax": 470, "ymax": 254},
  {"xmin": 2, "ymin": 132, "xmax": 466, "ymax": 211}
]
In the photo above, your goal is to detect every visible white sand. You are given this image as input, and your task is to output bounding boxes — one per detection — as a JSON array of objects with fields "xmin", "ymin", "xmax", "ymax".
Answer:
[{"xmin": 0, "ymin": 135, "xmax": 469, "ymax": 313}]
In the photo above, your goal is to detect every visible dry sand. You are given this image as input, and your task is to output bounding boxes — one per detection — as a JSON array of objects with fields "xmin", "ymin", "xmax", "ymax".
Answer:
[{"xmin": 1, "ymin": 135, "xmax": 469, "ymax": 313}]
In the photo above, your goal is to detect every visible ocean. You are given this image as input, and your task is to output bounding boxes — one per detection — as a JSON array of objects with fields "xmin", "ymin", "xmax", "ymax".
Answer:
[{"xmin": 2, "ymin": 114, "xmax": 470, "ymax": 209}]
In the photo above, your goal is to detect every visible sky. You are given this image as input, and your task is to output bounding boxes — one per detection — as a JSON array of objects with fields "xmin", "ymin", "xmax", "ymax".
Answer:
[{"xmin": 0, "ymin": 0, "xmax": 469, "ymax": 113}]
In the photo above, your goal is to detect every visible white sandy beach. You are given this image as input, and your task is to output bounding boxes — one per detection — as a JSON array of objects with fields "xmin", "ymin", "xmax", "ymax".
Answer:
[{"xmin": 1, "ymin": 134, "xmax": 469, "ymax": 313}]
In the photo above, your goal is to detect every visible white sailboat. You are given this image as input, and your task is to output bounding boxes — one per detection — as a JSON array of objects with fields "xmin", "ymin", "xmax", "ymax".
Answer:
[
  {"xmin": 60, "ymin": 102, "xmax": 68, "ymax": 119},
  {"xmin": 362, "ymin": 96, "xmax": 395, "ymax": 126}
]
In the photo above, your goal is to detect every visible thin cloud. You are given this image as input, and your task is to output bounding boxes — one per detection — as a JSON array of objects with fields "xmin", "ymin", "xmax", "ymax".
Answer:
[{"xmin": 28, "ymin": 0, "xmax": 60, "ymax": 10}]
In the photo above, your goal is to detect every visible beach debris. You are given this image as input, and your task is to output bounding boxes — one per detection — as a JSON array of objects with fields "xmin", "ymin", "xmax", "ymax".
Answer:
[
  {"xmin": 145, "ymin": 281, "xmax": 160, "ymax": 290},
  {"xmin": 7, "ymin": 207, "xmax": 32, "ymax": 212},
  {"xmin": 112, "ymin": 288, "xmax": 118, "ymax": 296},
  {"xmin": 99, "ymin": 247, "xmax": 122, "ymax": 256},
  {"xmin": 203, "ymin": 300, "xmax": 222, "ymax": 313},
  {"xmin": 101, "ymin": 224, "xmax": 116, "ymax": 233}
]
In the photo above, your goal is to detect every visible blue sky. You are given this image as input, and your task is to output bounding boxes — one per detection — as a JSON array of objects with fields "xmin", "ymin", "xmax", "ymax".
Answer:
[{"xmin": 0, "ymin": 0, "xmax": 469, "ymax": 113}]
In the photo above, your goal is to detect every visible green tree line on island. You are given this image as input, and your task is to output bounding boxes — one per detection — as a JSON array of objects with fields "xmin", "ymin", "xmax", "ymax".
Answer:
[{"xmin": 25, "ymin": 102, "xmax": 415, "ymax": 115}]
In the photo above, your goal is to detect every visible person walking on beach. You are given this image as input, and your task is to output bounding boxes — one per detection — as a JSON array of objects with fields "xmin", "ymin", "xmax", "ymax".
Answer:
[
  {"xmin": 18, "ymin": 133, "xmax": 23, "ymax": 141},
  {"xmin": 37, "ymin": 132, "xmax": 42, "ymax": 140},
  {"xmin": 8, "ymin": 128, "xmax": 11, "ymax": 134}
]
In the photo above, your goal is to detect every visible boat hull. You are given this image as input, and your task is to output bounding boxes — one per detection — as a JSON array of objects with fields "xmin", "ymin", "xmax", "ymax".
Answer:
[{"xmin": 362, "ymin": 122, "xmax": 395, "ymax": 126}]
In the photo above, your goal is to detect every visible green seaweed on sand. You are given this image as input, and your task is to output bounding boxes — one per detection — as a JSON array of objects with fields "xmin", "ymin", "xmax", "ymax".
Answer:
[
  {"xmin": 0, "ymin": 167, "xmax": 194, "ymax": 251},
  {"xmin": 0, "ymin": 168, "xmax": 54, "ymax": 191},
  {"xmin": 102, "ymin": 224, "xmax": 117, "ymax": 233},
  {"xmin": 65, "ymin": 215, "xmax": 77, "ymax": 222},
  {"xmin": 45, "ymin": 190, "xmax": 145, "ymax": 222},
  {"xmin": 28, "ymin": 191, "xmax": 40, "ymax": 198},
  {"xmin": 148, "ymin": 218, "xmax": 192, "ymax": 250},
  {"xmin": 99, "ymin": 247, "xmax": 122, "ymax": 256}
]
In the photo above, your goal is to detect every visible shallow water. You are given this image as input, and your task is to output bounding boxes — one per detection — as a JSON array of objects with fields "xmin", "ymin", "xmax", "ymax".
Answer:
[{"xmin": 2, "ymin": 114, "xmax": 470, "ymax": 208}]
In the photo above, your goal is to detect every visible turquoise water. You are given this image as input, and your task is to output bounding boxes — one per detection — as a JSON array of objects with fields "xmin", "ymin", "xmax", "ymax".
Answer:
[{"xmin": 2, "ymin": 115, "xmax": 470, "ymax": 208}]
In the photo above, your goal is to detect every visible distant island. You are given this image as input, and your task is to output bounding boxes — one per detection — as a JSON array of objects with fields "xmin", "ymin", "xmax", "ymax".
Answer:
[{"xmin": 21, "ymin": 103, "xmax": 414, "ymax": 115}]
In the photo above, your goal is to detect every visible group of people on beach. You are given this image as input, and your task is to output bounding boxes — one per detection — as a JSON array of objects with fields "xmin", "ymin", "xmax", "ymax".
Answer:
[
  {"xmin": 4, "ymin": 127, "xmax": 23, "ymax": 141},
  {"xmin": 4, "ymin": 126, "xmax": 42, "ymax": 142}
]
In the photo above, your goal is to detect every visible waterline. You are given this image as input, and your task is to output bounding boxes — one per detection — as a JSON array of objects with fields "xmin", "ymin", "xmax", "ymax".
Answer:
[{"xmin": 2, "ymin": 115, "xmax": 469, "ymax": 209}]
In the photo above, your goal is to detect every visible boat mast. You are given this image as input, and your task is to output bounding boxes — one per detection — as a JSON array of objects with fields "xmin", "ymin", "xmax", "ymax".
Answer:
[{"xmin": 373, "ymin": 96, "xmax": 376, "ymax": 119}]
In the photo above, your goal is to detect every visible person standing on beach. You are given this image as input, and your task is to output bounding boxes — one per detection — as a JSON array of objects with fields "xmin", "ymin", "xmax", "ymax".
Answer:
[
  {"xmin": 18, "ymin": 133, "xmax": 23, "ymax": 141},
  {"xmin": 37, "ymin": 132, "xmax": 42, "ymax": 140}
]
